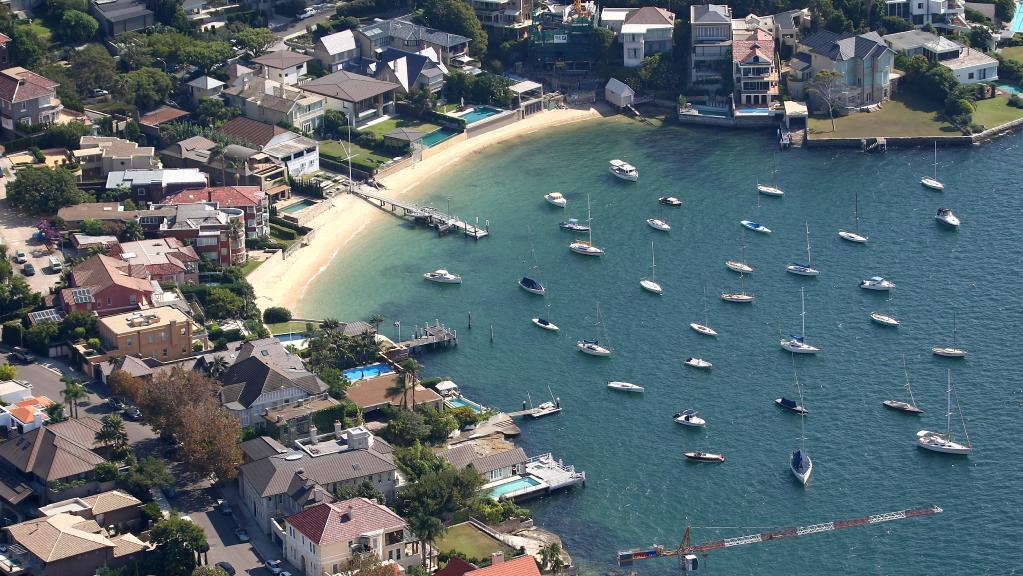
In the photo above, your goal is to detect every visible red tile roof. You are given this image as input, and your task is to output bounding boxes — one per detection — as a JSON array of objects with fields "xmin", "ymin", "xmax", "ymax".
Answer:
[
  {"xmin": 71, "ymin": 254, "xmax": 154, "ymax": 296},
  {"xmin": 733, "ymin": 29, "xmax": 775, "ymax": 64},
  {"xmin": 0, "ymin": 33, "xmax": 10, "ymax": 45},
  {"xmin": 436, "ymin": 556, "xmax": 478, "ymax": 576},
  {"xmin": 165, "ymin": 186, "xmax": 265, "ymax": 208},
  {"xmin": 465, "ymin": 556, "xmax": 541, "ymax": 576},
  {"xmin": 285, "ymin": 497, "xmax": 406, "ymax": 545},
  {"xmin": 0, "ymin": 67, "xmax": 59, "ymax": 104},
  {"xmin": 139, "ymin": 106, "xmax": 190, "ymax": 126}
]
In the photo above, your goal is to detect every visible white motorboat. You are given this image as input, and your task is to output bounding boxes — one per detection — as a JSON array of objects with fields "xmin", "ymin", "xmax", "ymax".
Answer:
[
  {"xmin": 423, "ymin": 269, "xmax": 462, "ymax": 284},
  {"xmin": 935, "ymin": 208, "xmax": 960, "ymax": 228},
  {"xmin": 775, "ymin": 397, "xmax": 808, "ymax": 414},
  {"xmin": 569, "ymin": 195, "xmax": 604, "ymax": 256},
  {"xmin": 870, "ymin": 312, "xmax": 900, "ymax": 327},
  {"xmin": 607, "ymin": 381, "xmax": 644, "ymax": 393},
  {"xmin": 780, "ymin": 288, "xmax": 820, "ymax": 354},
  {"xmin": 690, "ymin": 285, "xmax": 718, "ymax": 336},
  {"xmin": 646, "ymin": 218, "xmax": 671, "ymax": 231},
  {"xmin": 916, "ymin": 370, "xmax": 971, "ymax": 455},
  {"xmin": 757, "ymin": 183, "xmax": 784, "ymax": 197},
  {"xmin": 838, "ymin": 188, "xmax": 868, "ymax": 243},
  {"xmin": 883, "ymin": 354, "xmax": 923, "ymax": 414},
  {"xmin": 532, "ymin": 317, "xmax": 559, "ymax": 331},
  {"xmin": 559, "ymin": 218, "xmax": 589, "ymax": 232},
  {"xmin": 932, "ymin": 312, "xmax": 966, "ymax": 357},
  {"xmin": 786, "ymin": 222, "xmax": 820, "ymax": 276},
  {"xmin": 578, "ymin": 303, "xmax": 612, "ymax": 356},
  {"xmin": 921, "ymin": 142, "xmax": 945, "ymax": 190},
  {"xmin": 659, "ymin": 196, "xmax": 683, "ymax": 206},
  {"xmin": 609, "ymin": 159, "xmax": 639, "ymax": 181},
  {"xmin": 725, "ymin": 260, "xmax": 753, "ymax": 274},
  {"xmin": 544, "ymin": 192, "xmax": 567, "ymax": 207},
  {"xmin": 740, "ymin": 220, "xmax": 771, "ymax": 233},
  {"xmin": 860, "ymin": 276, "xmax": 895, "ymax": 291},
  {"xmin": 673, "ymin": 409, "xmax": 706, "ymax": 427},
  {"xmin": 640, "ymin": 241, "xmax": 663, "ymax": 294},
  {"xmin": 684, "ymin": 357, "xmax": 713, "ymax": 369},
  {"xmin": 685, "ymin": 451, "xmax": 725, "ymax": 463}
]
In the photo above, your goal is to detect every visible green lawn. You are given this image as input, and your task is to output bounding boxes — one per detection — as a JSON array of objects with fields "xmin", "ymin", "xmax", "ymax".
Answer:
[
  {"xmin": 319, "ymin": 139, "xmax": 392, "ymax": 172},
  {"xmin": 18, "ymin": 20, "xmax": 53, "ymax": 44},
  {"xmin": 266, "ymin": 321, "xmax": 313, "ymax": 335},
  {"xmin": 362, "ymin": 117, "xmax": 441, "ymax": 138},
  {"xmin": 808, "ymin": 94, "xmax": 959, "ymax": 138},
  {"xmin": 238, "ymin": 259, "xmax": 264, "ymax": 277},
  {"xmin": 1000, "ymin": 46, "xmax": 1023, "ymax": 65},
  {"xmin": 437, "ymin": 103, "xmax": 460, "ymax": 113},
  {"xmin": 971, "ymin": 95, "xmax": 1023, "ymax": 129},
  {"xmin": 434, "ymin": 523, "xmax": 517, "ymax": 562}
]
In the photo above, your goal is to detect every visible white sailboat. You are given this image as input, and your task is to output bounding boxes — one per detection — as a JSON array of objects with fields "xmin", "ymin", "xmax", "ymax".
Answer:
[
  {"xmin": 932, "ymin": 311, "xmax": 966, "ymax": 358},
  {"xmin": 518, "ymin": 243, "xmax": 545, "ymax": 295},
  {"xmin": 569, "ymin": 195, "xmax": 604, "ymax": 256},
  {"xmin": 690, "ymin": 285, "xmax": 718, "ymax": 336},
  {"xmin": 789, "ymin": 356, "xmax": 813, "ymax": 486},
  {"xmin": 725, "ymin": 240, "xmax": 754, "ymax": 274},
  {"xmin": 883, "ymin": 354, "xmax": 924, "ymax": 414},
  {"xmin": 532, "ymin": 303, "xmax": 559, "ymax": 331},
  {"xmin": 577, "ymin": 303, "xmax": 612, "ymax": 356},
  {"xmin": 870, "ymin": 289, "xmax": 900, "ymax": 327},
  {"xmin": 921, "ymin": 142, "xmax": 945, "ymax": 190},
  {"xmin": 721, "ymin": 273, "xmax": 754, "ymax": 303},
  {"xmin": 780, "ymin": 287, "xmax": 820, "ymax": 354},
  {"xmin": 640, "ymin": 241, "xmax": 663, "ymax": 294},
  {"xmin": 786, "ymin": 222, "xmax": 820, "ymax": 276},
  {"xmin": 838, "ymin": 188, "xmax": 869, "ymax": 243},
  {"xmin": 916, "ymin": 370, "xmax": 971, "ymax": 455},
  {"xmin": 607, "ymin": 381, "xmax": 644, "ymax": 393},
  {"xmin": 758, "ymin": 156, "xmax": 785, "ymax": 196},
  {"xmin": 741, "ymin": 190, "xmax": 772, "ymax": 233}
]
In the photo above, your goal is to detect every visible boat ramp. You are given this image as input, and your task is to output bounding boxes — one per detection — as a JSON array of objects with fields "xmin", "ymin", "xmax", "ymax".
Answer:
[{"xmin": 351, "ymin": 189, "xmax": 490, "ymax": 239}]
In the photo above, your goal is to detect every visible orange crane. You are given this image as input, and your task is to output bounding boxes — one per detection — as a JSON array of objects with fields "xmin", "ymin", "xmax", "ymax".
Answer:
[{"xmin": 617, "ymin": 505, "xmax": 943, "ymax": 573}]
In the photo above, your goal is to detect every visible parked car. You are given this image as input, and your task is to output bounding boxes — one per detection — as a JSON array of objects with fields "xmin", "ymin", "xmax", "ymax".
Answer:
[
  {"xmin": 108, "ymin": 397, "xmax": 125, "ymax": 410},
  {"xmin": 9, "ymin": 348, "xmax": 34, "ymax": 364},
  {"xmin": 13, "ymin": 250, "xmax": 27, "ymax": 264},
  {"xmin": 124, "ymin": 406, "xmax": 141, "ymax": 420},
  {"xmin": 265, "ymin": 560, "xmax": 283, "ymax": 574},
  {"xmin": 215, "ymin": 562, "xmax": 236, "ymax": 576},
  {"xmin": 218, "ymin": 499, "xmax": 232, "ymax": 515},
  {"xmin": 21, "ymin": 263, "xmax": 35, "ymax": 276},
  {"xmin": 234, "ymin": 527, "xmax": 249, "ymax": 543}
]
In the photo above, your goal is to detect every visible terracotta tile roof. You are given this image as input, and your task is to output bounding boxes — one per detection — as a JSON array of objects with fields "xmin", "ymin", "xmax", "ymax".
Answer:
[
  {"xmin": 80, "ymin": 490, "xmax": 142, "ymax": 515},
  {"xmin": 138, "ymin": 106, "xmax": 189, "ymax": 126},
  {"xmin": 465, "ymin": 556, "xmax": 541, "ymax": 576},
  {"xmin": 285, "ymin": 497, "xmax": 406, "ymax": 545},
  {"xmin": 437, "ymin": 556, "xmax": 479, "ymax": 576},
  {"xmin": 0, "ymin": 33, "xmax": 9, "ymax": 44},
  {"xmin": 345, "ymin": 374, "xmax": 442, "ymax": 412},
  {"xmin": 0, "ymin": 67, "xmax": 59, "ymax": 104},
  {"xmin": 165, "ymin": 185, "xmax": 265, "ymax": 208},
  {"xmin": 733, "ymin": 29, "xmax": 774, "ymax": 63},
  {"xmin": 220, "ymin": 116, "xmax": 290, "ymax": 148},
  {"xmin": 71, "ymin": 254, "xmax": 154, "ymax": 296},
  {"xmin": 252, "ymin": 50, "xmax": 313, "ymax": 69},
  {"xmin": 7, "ymin": 395, "xmax": 54, "ymax": 425},
  {"xmin": 6, "ymin": 512, "xmax": 146, "ymax": 564},
  {"xmin": 0, "ymin": 419, "xmax": 106, "ymax": 483}
]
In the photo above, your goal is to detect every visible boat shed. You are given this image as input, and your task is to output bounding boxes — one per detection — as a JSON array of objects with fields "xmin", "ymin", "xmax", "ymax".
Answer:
[
  {"xmin": 783, "ymin": 100, "xmax": 808, "ymax": 130},
  {"xmin": 605, "ymin": 78, "xmax": 635, "ymax": 109}
]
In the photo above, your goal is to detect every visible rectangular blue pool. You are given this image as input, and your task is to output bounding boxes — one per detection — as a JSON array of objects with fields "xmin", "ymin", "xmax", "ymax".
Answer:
[
  {"xmin": 446, "ymin": 396, "xmax": 484, "ymax": 413},
  {"xmin": 342, "ymin": 362, "xmax": 394, "ymax": 381},
  {"xmin": 422, "ymin": 127, "xmax": 460, "ymax": 147},
  {"xmin": 996, "ymin": 83, "xmax": 1022, "ymax": 96},
  {"xmin": 488, "ymin": 476, "xmax": 541, "ymax": 500},
  {"xmin": 690, "ymin": 105, "xmax": 730, "ymax": 118},
  {"xmin": 461, "ymin": 106, "xmax": 503, "ymax": 124},
  {"xmin": 1012, "ymin": 2, "xmax": 1023, "ymax": 32},
  {"xmin": 275, "ymin": 332, "xmax": 306, "ymax": 342},
  {"xmin": 281, "ymin": 199, "xmax": 318, "ymax": 214}
]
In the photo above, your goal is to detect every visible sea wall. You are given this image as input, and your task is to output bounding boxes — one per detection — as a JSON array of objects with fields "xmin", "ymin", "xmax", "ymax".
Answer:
[{"xmin": 806, "ymin": 135, "xmax": 973, "ymax": 149}]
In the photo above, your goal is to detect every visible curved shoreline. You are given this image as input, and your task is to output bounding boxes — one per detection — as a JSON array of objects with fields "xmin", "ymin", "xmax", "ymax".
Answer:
[{"xmin": 249, "ymin": 106, "xmax": 604, "ymax": 312}]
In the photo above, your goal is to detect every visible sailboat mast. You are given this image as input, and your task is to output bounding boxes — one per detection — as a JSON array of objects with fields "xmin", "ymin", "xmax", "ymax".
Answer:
[
  {"xmin": 902, "ymin": 354, "xmax": 919, "ymax": 407},
  {"xmin": 793, "ymin": 354, "xmax": 806, "ymax": 450},
  {"xmin": 805, "ymin": 222, "xmax": 812, "ymax": 264},
  {"xmin": 854, "ymin": 189, "xmax": 860, "ymax": 231},
  {"xmin": 952, "ymin": 311, "xmax": 957, "ymax": 347},
  {"xmin": 950, "ymin": 372, "xmax": 971, "ymax": 447},
  {"xmin": 650, "ymin": 241, "xmax": 656, "ymax": 280},
  {"xmin": 933, "ymin": 142, "xmax": 938, "ymax": 179},
  {"xmin": 800, "ymin": 287, "xmax": 807, "ymax": 338},
  {"xmin": 586, "ymin": 195, "xmax": 593, "ymax": 245},
  {"xmin": 945, "ymin": 370, "xmax": 953, "ymax": 440},
  {"xmin": 703, "ymin": 284, "xmax": 709, "ymax": 325}
]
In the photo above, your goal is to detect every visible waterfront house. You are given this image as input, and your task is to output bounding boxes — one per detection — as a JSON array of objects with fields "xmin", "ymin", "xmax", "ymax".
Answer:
[
  {"xmin": 732, "ymin": 27, "xmax": 779, "ymax": 107},
  {"xmin": 218, "ymin": 338, "xmax": 328, "ymax": 427},
  {"xmin": 159, "ymin": 136, "xmax": 291, "ymax": 200},
  {"xmin": 345, "ymin": 373, "xmax": 444, "ymax": 415},
  {"xmin": 469, "ymin": 0, "xmax": 533, "ymax": 38},
  {"xmin": 527, "ymin": 2, "xmax": 599, "ymax": 72},
  {"xmin": 355, "ymin": 17, "xmax": 470, "ymax": 66},
  {"xmin": 0, "ymin": 67, "xmax": 62, "ymax": 136},
  {"xmin": 789, "ymin": 31, "xmax": 893, "ymax": 108},
  {"xmin": 314, "ymin": 30, "xmax": 360, "ymax": 73},
  {"xmin": 251, "ymin": 50, "xmax": 314, "ymax": 86},
  {"xmin": 283, "ymin": 497, "xmax": 422, "ymax": 575},
  {"xmin": 299, "ymin": 70, "xmax": 400, "ymax": 127},
  {"xmin": 186, "ymin": 76, "xmax": 225, "ymax": 101},
  {"xmin": 884, "ymin": 0, "xmax": 967, "ymax": 33},
  {"xmin": 689, "ymin": 4, "xmax": 732, "ymax": 90},
  {"xmin": 617, "ymin": 7, "xmax": 675, "ymax": 68},
  {"xmin": 58, "ymin": 254, "xmax": 154, "ymax": 317},
  {"xmin": 222, "ymin": 76, "xmax": 326, "ymax": 133},
  {"xmin": 238, "ymin": 427, "xmax": 399, "ymax": 535},
  {"xmin": 346, "ymin": 47, "xmax": 447, "ymax": 96},
  {"xmin": 75, "ymin": 136, "xmax": 158, "ymax": 181},
  {"xmin": 98, "ymin": 307, "xmax": 200, "ymax": 362},
  {"xmin": 464, "ymin": 554, "xmax": 541, "ymax": 576},
  {"xmin": 770, "ymin": 8, "xmax": 811, "ymax": 51},
  {"xmin": 149, "ymin": 202, "xmax": 248, "ymax": 266},
  {"xmin": 109, "ymin": 238, "xmax": 200, "ymax": 285},
  {"xmin": 88, "ymin": 0, "xmax": 154, "ymax": 36},
  {"xmin": 882, "ymin": 30, "xmax": 997, "ymax": 83},
  {"xmin": 164, "ymin": 185, "xmax": 269, "ymax": 238},
  {"xmin": 438, "ymin": 444, "xmax": 528, "ymax": 483},
  {"xmin": 105, "ymin": 168, "xmax": 209, "ymax": 205},
  {"xmin": 218, "ymin": 117, "xmax": 320, "ymax": 177}
]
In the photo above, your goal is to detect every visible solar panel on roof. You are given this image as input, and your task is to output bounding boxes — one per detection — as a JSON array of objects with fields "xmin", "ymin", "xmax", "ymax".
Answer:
[
  {"xmin": 71, "ymin": 288, "xmax": 94, "ymax": 303},
  {"xmin": 29, "ymin": 309, "xmax": 65, "ymax": 323}
]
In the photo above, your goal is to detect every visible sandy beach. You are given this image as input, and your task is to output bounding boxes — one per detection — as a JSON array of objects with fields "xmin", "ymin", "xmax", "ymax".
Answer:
[{"xmin": 249, "ymin": 106, "xmax": 603, "ymax": 311}]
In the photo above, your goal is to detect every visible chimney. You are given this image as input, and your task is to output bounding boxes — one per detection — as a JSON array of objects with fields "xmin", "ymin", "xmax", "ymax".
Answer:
[
  {"xmin": 309, "ymin": 423, "xmax": 318, "ymax": 444},
  {"xmin": 334, "ymin": 420, "xmax": 344, "ymax": 440},
  {"xmin": 491, "ymin": 552, "xmax": 504, "ymax": 565}
]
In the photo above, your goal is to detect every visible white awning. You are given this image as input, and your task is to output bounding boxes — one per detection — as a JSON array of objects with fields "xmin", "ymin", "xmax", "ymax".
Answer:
[
  {"xmin": 783, "ymin": 101, "xmax": 808, "ymax": 118},
  {"xmin": 510, "ymin": 80, "xmax": 543, "ymax": 94}
]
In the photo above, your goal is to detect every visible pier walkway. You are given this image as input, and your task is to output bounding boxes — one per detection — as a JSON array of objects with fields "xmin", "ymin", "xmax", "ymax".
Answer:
[
  {"xmin": 351, "ymin": 188, "xmax": 490, "ymax": 239},
  {"xmin": 392, "ymin": 321, "xmax": 457, "ymax": 359}
]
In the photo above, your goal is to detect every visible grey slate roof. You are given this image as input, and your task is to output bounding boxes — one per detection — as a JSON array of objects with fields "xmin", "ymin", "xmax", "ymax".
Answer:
[
  {"xmin": 438, "ymin": 445, "xmax": 528, "ymax": 475},
  {"xmin": 801, "ymin": 30, "xmax": 890, "ymax": 62},
  {"xmin": 241, "ymin": 436, "xmax": 289, "ymax": 462},
  {"xmin": 378, "ymin": 48, "xmax": 433, "ymax": 93},
  {"xmin": 300, "ymin": 70, "xmax": 400, "ymax": 103},
  {"xmin": 691, "ymin": 4, "xmax": 730, "ymax": 23},
  {"xmin": 358, "ymin": 17, "xmax": 470, "ymax": 48},
  {"xmin": 220, "ymin": 356, "xmax": 326, "ymax": 409},
  {"xmin": 240, "ymin": 448, "xmax": 396, "ymax": 497}
]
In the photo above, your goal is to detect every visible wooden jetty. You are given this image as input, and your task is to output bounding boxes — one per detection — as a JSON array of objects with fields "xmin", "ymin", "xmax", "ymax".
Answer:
[
  {"xmin": 395, "ymin": 321, "xmax": 458, "ymax": 357},
  {"xmin": 352, "ymin": 189, "xmax": 490, "ymax": 239}
]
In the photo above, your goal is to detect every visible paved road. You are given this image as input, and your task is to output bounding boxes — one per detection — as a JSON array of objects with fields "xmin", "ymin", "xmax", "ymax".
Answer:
[{"xmin": 0, "ymin": 197, "xmax": 64, "ymax": 296}]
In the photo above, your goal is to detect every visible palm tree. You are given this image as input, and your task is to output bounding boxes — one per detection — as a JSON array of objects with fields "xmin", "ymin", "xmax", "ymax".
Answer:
[
  {"xmin": 209, "ymin": 143, "xmax": 226, "ymax": 185},
  {"xmin": 120, "ymin": 218, "xmax": 145, "ymax": 242},
  {"xmin": 410, "ymin": 513, "xmax": 444, "ymax": 570},
  {"xmin": 45, "ymin": 403, "xmax": 67, "ymax": 423},
  {"xmin": 400, "ymin": 358, "xmax": 421, "ymax": 409},
  {"xmin": 540, "ymin": 543, "xmax": 564, "ymax": 574},
  {"xmin": 96, "ymin": 414, "xmax": 130, "ymax": 459},
  {"xmin": 61, "ymin": 376, "xmax": 87, "ymax": 419},
  {"xmin": 205, "ymin": 355, "xmax": 229, "ymax": 379},
  {"xmin": 386, "ymin": 377, "xmax": 412, "ymax": 410}
]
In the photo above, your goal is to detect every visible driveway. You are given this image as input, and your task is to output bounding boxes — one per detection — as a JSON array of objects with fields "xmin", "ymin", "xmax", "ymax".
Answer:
[{"xmin": 0, "ymin": 182, "xmax": 63, "ymax": 295}]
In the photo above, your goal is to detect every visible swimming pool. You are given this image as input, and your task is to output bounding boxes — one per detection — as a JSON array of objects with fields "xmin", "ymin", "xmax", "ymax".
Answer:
[
  {"xmin": 275, "ymin": 332, "xmax": 306, "ymax": 342},
  {"xmin": 342, "ymin": 362, "xmax": 394, "ymax": 381},
  {"xmin": 445, "ymin": 396, "xmax": 484, "ymax": 412},
  {"xmin": 281, "ymin": 199, "xmax": 319, "ymax": 214},
  {"xmin": 690, "ymin": 105, "xmax": 730, "ymax": 118},
  {"xmin": 996, "ymin": 83, "xmax": 1023, "ymax": 96},
  {"xmin": 736, "ymin": 107, "xmax": 772, "ymax": 116},
  {"xmin": 422, "ymin": 127, "xmax": 460, "ymax": 147},
  {"xmin": 461, "ymin": 106, "xmax": 503, "ymax": 124},
  {"xmin": 1011, "ymin": 2, "xmax": 1023, "ymax": 32},
  {"xmin": 488, "ymin": 476, "xmax": 541, "ymax": 500}
]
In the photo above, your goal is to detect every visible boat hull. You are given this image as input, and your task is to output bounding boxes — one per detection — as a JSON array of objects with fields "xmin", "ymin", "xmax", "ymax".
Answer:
[
  {"xmin": 932, "ymin": 347, "xmax": 967, "ymax": 358},
  {"xmin": 790, "ymin": 451, "xmax": 812, "ymax": 486},
  {"xmin": 424, "ymin": 275, "xmax": 461, "ymax": 284},
  {"xmin": 545, "ymin": 194, "xmax": 567, "ymax": 207},
  {"xmin": 685, "ymin": 452, "xmax": 725, "ymax": 463},
  {"xmin": 758, "ymin": 185, "xmax": 784, "ymax": 197},
  {"xmin": 646, "ymin": 219, "xmax": 671, "ymax": 231},
  {"xmin": 659, "ymin": 197, "xmax": 683, "ymax": 206},
  {"xmin": 519, "ymin": 278, "xmax": 545, "ymax": 295},
  {"xmin": 883, "ymin": 400, "xmax": 923, "ymax": 414},
  {"xmin": 610, "ymin": 169, "xmax": 639, "ymax": 182},
  {"xmin": 721, "ymin": 293, "xmax": 754, "ymax": 303},
  {"xmin": 531, "ymin": 318, "xmax": 559, "ymax": 331},
  {"xmin": 577, "ymin": 342, "xmax": 611, "ymax": 356},
  {"xmin": 640, "ymin": 279, "xmax": 663, "ymax": 294},
  {"xmin": 674, "ymin": 416, "xmax": 706, "ymax": 427},
  {"xmin": 838, "ymin": 230, "xmax": 868, "ymax": 243},
  {"xmin": 741, "ymin": 220, "xmax": 771, "ymax": 233},
  {"xmin": 921, "ymin": 177, "xmax": 945, "ymax": 190},
  {"xmin": 775, "ymin": 398, "xmax": 808, "ymax": 414},
  {"xmin": 870, "ymin": 312, "xmax": 900, "ymax": 326},
  {"xmin": 725, "ymin": 261, "xmax": 753, "ymax": 274},
  {"xmin": 917, "ymin": 431, "xmax": 970, "ymax": 454},
  {"xmin": 608, "ymin": 382, "xmax": 644, "ymax": 393},
  {"xmin": 780, "ymin": 340, "xmax": 820, "ymax": 354},
  {"xmin": 689, "ymin": 323, "xmax": 718, "ymax": 336},
  {"xmin": 559, "ymin": 223, "xmax": 589, "ymax": 232},
  {"xmin": 786, "ymin": 265, "xmax": 820, "ymax": 276},
  {"xmin": 935, "ymin": 215, "xmax": 960, "ymax": 227},
  {"xmin": 684, "ymin": 358, "xmax": 713, "ymax": 369},
  {"xmin": 569, "ymin": 243, "xmax": 604, "ymax": 256}
]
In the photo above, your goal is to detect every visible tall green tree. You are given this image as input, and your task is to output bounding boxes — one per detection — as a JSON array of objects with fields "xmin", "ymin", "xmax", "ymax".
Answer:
[
  {"xmin": 422, "ymin": 0, "xmax": 488, "ymax": 57},
  {"xmin": 69, "ymin": 44, "xmax": 117, "ymax": 97},
  {"xmin": 114, "ymin": 67, "xmax": 173, "ymax": 111},
  {"xmin": 233, "ymin": 27, "xmax": 276, "ymax": 55},
  {"xmin": 9, "ymin": 26, "xmax": 47, "ymax": 68},
  {"xmin": 58, "ymin": 10, "xmax": 99, "ymax": 43},
  {"xmin": 5, "ymin": 166, "xmax": 89, "ymax": 214},
  {"xmin": 182, "ymin": 41, "xmax": 233, "ymax": 75},
  {"xmin": 61, "ymin": 376, "xmax": 88, "ymax": 419},
  {"xmin": 150, "ymin": 515, "xmax": 208, "ymax": 576}
]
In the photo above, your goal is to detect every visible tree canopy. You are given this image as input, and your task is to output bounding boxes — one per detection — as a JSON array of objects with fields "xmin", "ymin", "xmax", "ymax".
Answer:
[
  {"xmin": 5, "ymin": 166, "xmax": 90, "ymax": 214},
  {"xmin": 114, "ymin": 67, "xmax": 174, "ymax": 111},
  {"xmin": 58, "ymin": 10, "xmax": 99, "ymax": 44},
  {"xmin": 422, "ymin": 0, "xmax": 487, "ymax": 57}
]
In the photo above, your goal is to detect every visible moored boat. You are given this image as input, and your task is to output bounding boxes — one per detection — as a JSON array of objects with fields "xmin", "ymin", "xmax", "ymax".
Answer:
[
  {"xmin": 870, "ymin": 311, "xmax": 900, "ymax": 327},
  {"xmin": 740, "ymin": 220, "xmax": 772, "ymax": 233},
  {"xmin": 757, "ymin": 183, "xmax": 784, "ymax": 197},
  {"xmin": 921, "ymin": 142, "xmax": 945, "ymax": 190},
  {"xmin": 646, "ymin": 218, "xmax": 671, "ymax": 231},
  {"xmin": 917, "ymin": 370, "xmax": 971, "ymax": 455},
  {"xmin": 577, "ymin": 339, "xmax": 611, "ymax": 356},
  {"xmin": 608, "ymin": 381, "xmax": 644, "ymax": 393},
  {"xmin": 544, "ymin": 192, "xmax": 567, "ymax": 207},
  {"xmin": 609, "ymin": 159, "xmax": 639, "ymax": 181},
  {"xmin": 860, "ymin": 276, "xmax": 895, "ymax": 291},
  {"xmin": 684, "ymin": 357, "xmax": 713, "ymax": 369},
  {"xmin": 659, "ymin": 196, "xmax": 683, "ymax": 206},
  {"xmin": 932, "ymin": 311, "xmax": 966, "ymax": 357},
  {"xmin": 685, "ymin": 451, "xmax": 725, "ymax": 463},
  {"xmin": 935, "ymin": 207, "xmax": 960, "ymax": 228},
  {"xmin": 531, "ymin": 317, "xmax": 559, "ymax": 331},
  {"xmin": 519, "ymin": 276, "xmax": 545, "ymax": 295},
  {"xmin": 725, "ymin": 260, "xmax": 753, "ymax": 274},
  {"xmin": 775, "ymin": 397, "xmax": 808, "ymax": 414},
  {"xmin": 559, "ymin": 218, "xmax": 589, "ymax": 232},
  {"xmin": 674, "ymin": 409, "xmax": 706, "ymax": 427},
  {"xmin": 423, "ymin": 269, "xmax": 462, "ymax": 284}
]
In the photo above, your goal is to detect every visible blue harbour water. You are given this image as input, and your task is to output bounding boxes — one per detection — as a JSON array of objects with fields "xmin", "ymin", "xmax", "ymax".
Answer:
[{"xmin": 300, "ymin": 118, "xmax": 1023, "ymax": 575}]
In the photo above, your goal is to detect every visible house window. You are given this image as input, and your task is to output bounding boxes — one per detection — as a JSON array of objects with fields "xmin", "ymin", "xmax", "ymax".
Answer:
[
  {"xmin": 162, "ymin": 348, "xmax": 168, "ymax": 356},
  {"xmin": 107, "ymin": 297, "xmax": 112, "ymax": 305},
  {"xmin": 126, "ymin": 338, "xmax": 133, "ymax": 347},
  {"xmin": 129, "ymin": 294, "xmax": 137, "ymax": 305},
  {"xmin": 968, "ymin": 72, "xmax": 974, "ymax": 80}
]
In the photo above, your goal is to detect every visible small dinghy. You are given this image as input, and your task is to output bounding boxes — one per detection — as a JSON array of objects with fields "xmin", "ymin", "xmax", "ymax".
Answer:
[
  {"xmin": 674, "ymin": 409, "xmax": 706, "ymax": 427},
  {"xmin": 684, "ymin": 357, "xmax": 713, "ymax": 369},
  {"xmin": 685, "ymin": 451, "xmax": 725, "ymax": 463},
  {"xmin": 775, "ymin": 397, "xmax": 808, "ymax": 415}
]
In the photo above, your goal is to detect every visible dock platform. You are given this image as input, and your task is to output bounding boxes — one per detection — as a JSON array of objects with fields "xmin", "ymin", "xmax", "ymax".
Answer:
[
  {"xmin": 352, "ymin": 188, "xmax": 490, "ymax": 239},
  {"xmin": 392, "ymin": 321, "xmax": 457, "ymax": 358},
  {"xmin": 483, "ymin": 453, "xmax": 586, "ymax": 501}
]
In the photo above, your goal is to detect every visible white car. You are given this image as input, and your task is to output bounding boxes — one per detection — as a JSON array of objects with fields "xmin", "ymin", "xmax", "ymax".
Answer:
[{"xmin": 266, "ymin": 560, "xmax": 283, "ymax": 574}]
